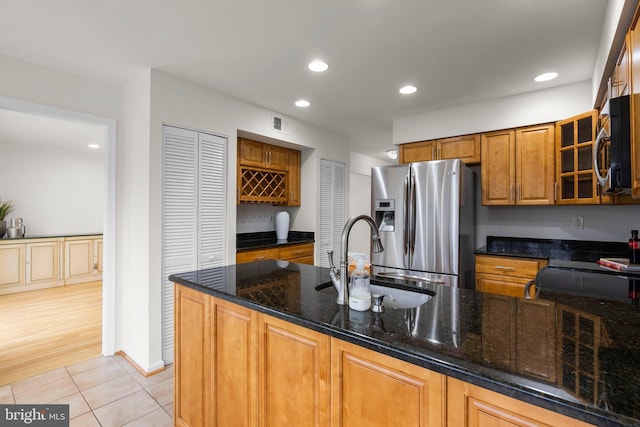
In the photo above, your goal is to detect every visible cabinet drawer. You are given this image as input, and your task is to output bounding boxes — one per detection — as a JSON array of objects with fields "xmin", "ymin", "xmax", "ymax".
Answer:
[
  {"xmin": 476, "ymin": 274, "xmax": 532, "ymax": 298},
  {"xmin": 236, "ymin": 248, "xmax": 280, "ymax": 264},
  {"xmin": 475, "ymin": 255, "xmax": 545, "ymax": 279},
  {"xmin": 279, "ymin": 243, "xmax": 313, "ymax": 261}
]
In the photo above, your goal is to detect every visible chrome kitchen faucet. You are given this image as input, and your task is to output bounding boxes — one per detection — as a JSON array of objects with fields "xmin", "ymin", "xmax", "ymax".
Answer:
[{"xmin": 327, "ymin": 214, "xmax": 384, "ymax": 305}]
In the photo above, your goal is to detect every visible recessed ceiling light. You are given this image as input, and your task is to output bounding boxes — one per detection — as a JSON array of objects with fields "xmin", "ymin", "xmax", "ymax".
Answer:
[
  {"xmin": 534, "ymin": 72, "xmax": 558, "ymax": 82},
  {"xmin": 295, "ymin": 100, "xmax": 311, "ymax": 108},
  {"xmin": 308, "ymin": 60, "xmax": 328, "ymax": 72},
  {"xmin": 88, "ymin": 144, "xmax": 100, "ymax": 149},
  {"xmin": 399, "ymin": 85, "xmax": 417, "ymax": 95}
]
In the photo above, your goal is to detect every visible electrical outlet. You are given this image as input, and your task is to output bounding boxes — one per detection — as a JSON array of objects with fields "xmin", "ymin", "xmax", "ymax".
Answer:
[{"xmin": 572, "ymin": 216, "xmax": 584, "ymax": 229}]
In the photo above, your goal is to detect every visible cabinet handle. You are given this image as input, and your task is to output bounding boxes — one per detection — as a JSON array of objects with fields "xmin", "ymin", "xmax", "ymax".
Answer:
[
  {"xmin": 554, "ymin": 182, "xmax": 557, "ymax": 201},
  {"xmin": 437, "ymin": 147, "xmax": 441, "ymax": 159},
  {"xmin": 524, "ymin": 280, "xmax": 536, "ymax": 299},
  {"xmin": 510, "ymin": 184, "xmax": 514, "ymax": 202},
  {"xmin": 431, "ymin": 147, "xmax": 435, "ymax": 160},
  {"xmin": 517, "ymin": 184, "xmax": 521, "ymax": 202},
  {"xmin": 494, "ymin": 266, "xmax": 516, "ymax": 271},
  {"xmin": 256, "ymin": 256, "xmax": 266, "ymax": 260}
]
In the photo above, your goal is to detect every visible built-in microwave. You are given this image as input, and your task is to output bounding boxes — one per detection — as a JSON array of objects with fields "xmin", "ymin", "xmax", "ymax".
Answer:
[{"xmin": 594, "ymin": 95, "xmax": 632, "ymax": 194}]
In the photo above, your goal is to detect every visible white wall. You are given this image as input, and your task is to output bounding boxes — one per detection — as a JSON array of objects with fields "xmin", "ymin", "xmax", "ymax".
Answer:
[
  {"xmin": 127, "ymin": 69, "xmax": 352, "ymax": 369},
  {"xmin": 0, "ymin": 143, "xmax": 103, "ymax": 235},
  {"xmin": 393, "ymin": 81, "xmax": 592, "ymax": 144}
]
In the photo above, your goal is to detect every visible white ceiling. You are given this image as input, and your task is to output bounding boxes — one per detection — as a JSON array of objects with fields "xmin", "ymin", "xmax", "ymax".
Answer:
[{"xmin": 0, "ymin": 0, "xmax": 608, "ymax": 158}]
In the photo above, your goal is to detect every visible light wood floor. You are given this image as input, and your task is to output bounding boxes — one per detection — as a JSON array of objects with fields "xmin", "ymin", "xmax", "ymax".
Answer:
[{"xmin": 0, "ymin": 281, "xmax": 102, "ymax": 386}]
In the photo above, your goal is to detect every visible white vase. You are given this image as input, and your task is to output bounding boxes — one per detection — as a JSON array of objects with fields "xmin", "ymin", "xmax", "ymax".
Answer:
[{"xmin": 275, "ymin": 211, "xmax": 290, "ymax": 241}]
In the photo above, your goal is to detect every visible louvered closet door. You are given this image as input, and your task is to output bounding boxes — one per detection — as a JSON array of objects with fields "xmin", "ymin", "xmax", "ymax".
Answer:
[
  {"xmin": 162, "ymin": 125, "xmax": 227, "ymax": 364},
  {"xmin": 198, "ymin": 132, "xmax": 226, "ymax": 270},
  {"xmin": 319, "ymin": 159, "xmax": 345, "ymax": 268}
]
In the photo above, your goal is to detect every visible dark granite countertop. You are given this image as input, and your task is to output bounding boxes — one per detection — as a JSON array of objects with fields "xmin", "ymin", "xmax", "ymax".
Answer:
[
  {"xmin": 0, "ymin": 232, "xmax": 102, "ymax": 241},
  {"xmin": 474, "ymin": 236, "xmax": 628, "ymax": 262},
  {"xmin": 236, "ymin": 231, "xmax": 314, "ymax": 252},
  {"xmin": 170, "ymin": 260, "xmax": 640, "ymax": 426}
]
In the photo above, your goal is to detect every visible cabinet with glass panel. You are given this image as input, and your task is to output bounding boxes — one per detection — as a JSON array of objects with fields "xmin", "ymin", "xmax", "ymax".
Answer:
[{"xmin": 555, "ymin": 110, "xmax": 600, "ymax": 205}]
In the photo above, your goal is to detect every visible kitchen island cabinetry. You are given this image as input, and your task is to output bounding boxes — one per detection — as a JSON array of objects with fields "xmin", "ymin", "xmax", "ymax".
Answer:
[
  {"xmin": 331, "ymin": 338, "xmax": 445, "ymax": 427},
  {"xmin": 173, "ymin": 276, "xmax": 600, "ymax": 427},
  {"xmin": 475, "ymin": 254, "xmax": 547, "ymax": 298},
  {"xmin": 447, "ymin": 378, "xmax": 591, "ymax": 427},
  {"xmin": 399, "ymin": 134, "xmax": 480, "ymax": 165},
  {"xmin": 481, "ymin": 124, "xmax": 555, "ymax": 206}
]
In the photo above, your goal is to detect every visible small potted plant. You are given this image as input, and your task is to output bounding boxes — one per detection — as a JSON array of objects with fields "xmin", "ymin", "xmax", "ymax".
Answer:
[{"xmin": 0, "ymin": 199, "xmax": 15, "ymax": 238}]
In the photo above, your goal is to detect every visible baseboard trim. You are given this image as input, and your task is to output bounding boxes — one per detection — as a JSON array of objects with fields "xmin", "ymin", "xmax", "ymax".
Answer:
[{"xmin": 115, "ymin": 351, "xmax": 166, "ymax": 377}]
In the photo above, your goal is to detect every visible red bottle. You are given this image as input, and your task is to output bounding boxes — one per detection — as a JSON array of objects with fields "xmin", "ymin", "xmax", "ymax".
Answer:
[{"xmin": 629, "ymin": 230, "xmax": 640, "ymax": 264}]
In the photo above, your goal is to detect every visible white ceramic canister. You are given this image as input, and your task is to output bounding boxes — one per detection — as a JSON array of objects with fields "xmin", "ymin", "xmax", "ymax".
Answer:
[{"xmin": 275, "ymin": 211, "xmax": 290, "ymax": 241}]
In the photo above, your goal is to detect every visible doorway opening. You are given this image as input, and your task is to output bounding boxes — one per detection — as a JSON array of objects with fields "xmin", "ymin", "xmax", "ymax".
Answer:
[{"xmin": 0, "ymin": 97, "xmax": 116, "ymax": 384}]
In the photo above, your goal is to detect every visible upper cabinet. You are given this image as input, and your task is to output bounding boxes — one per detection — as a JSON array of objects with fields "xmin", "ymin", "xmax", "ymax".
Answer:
[
  {"xmin": 237, "ymin": 138, "xmax": 301, "ymax": 206},
  {"xmin": 481, "ymin": 124, "xmax": 555, "ymax": 206},
  {"xmin": 238, "ymin": 138, "xmax": 288, "ymax": 171},
  {"xmin": 399, "ymin": 134, "xmax": 480, "ymax": 165},
  {"xmin": 555, "ymin": 110, "xmax": 599, "ymax": 205}
]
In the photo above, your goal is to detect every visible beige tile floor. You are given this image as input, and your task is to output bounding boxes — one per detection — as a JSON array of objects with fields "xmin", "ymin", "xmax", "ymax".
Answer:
[{"xmin": 0, "ymin": 355, "xmax": 173, "ymax": 426}]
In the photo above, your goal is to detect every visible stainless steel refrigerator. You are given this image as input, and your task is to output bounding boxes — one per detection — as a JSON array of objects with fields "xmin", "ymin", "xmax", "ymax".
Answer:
[{"xmin": 371, "ymin": 159, "xmax": 475, "ymax": 289}]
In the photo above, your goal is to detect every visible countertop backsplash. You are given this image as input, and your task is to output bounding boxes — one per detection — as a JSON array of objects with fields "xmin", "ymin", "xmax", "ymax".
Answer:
[{"xmin": 237, "ymin": 203, "xmax": 292, "ymax": 234}]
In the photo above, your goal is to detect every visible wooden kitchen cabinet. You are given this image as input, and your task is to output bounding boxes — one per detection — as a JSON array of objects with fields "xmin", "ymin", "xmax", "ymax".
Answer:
[
  {"xmin": 399, "ymin": 134, "xmax": 480, "ymax": 165},
  {"xmin": 64, "ymin": 238, "xmax": 93, "ymax": 284},
  {"xmin": 238, "ymin": 138, "xmax": 288, "ymax": 171},
  {"xmin": 481, "ymin": 124, "xmax": 555, "ymax": 206},
  {"xmin": 26, "ymin": 239, "xmax": 62, "ymax": 285},
  {"xmin": 212, "ymin": 297, "xmax": 258, "ymax": 427},
  {"xmin": 331, "ymin": 338, "xmax": 445, "ymax": 427},
  {"xmin": 399, "ymin": 140, "xmax": 437, "ymax": 163},
  {"xmin": 174, "ymin": 284, "xmax": 211, "ymax": 427},
  {"xmin": 0, "ymin": 243, "xmax": 25, "ymax": 288},
  {"xmin": 237, "ymin": 138, "xmax": 301, "ymax": 205},
  {"xmin": 475, "ymin": 254, "xmax": 547, "ymax": 298},
  {"xmin": 260, "ymin": 314, "xmax": 330, "ymax": 427},
  {"xmin": 287, "ymin": 149, "xmax": 301, "ymax": 206},
  {"xmin": 236, "ymin": 243, "xmax": 314, "ymax": 265},
  {"xmin": 447, "ymin": 377, "xmax": 594, "ymax": 427},
  {"xmin": 555, "ymin": 110, "xmax": 600, "ymax": 204}
]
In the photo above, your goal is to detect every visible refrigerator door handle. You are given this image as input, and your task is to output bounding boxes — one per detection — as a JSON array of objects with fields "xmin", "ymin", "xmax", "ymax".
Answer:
[
  {"xmin": 409, "ymin": 169, "xmax": 417, "ymax": 258},
  {"xmin": 403, "ymin": 174, "xmax": 410, "ymax": 259}
]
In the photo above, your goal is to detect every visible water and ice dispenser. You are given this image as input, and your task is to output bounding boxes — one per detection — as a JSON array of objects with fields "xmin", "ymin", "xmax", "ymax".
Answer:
[{"xmin": 374, "ymin": 199, "xmax": 395, "ymax": 232}]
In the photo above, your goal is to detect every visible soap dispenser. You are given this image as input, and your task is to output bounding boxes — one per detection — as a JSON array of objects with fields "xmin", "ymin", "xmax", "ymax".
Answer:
[{"xmin": 349, "ymin": 259, "xmax": 371, "ymax": 311}]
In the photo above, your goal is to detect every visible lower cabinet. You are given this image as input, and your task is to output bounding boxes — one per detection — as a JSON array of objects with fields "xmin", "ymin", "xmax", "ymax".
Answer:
[
  {"xmin": 0, "ymin": 235, "xmax": 102, "ymax": 295},
  {"xmin": 475, "ymin": 254, "xmax": 547, "ymax": 298},
  {"xmin": 174, "ymin": 285, "xmax": 592, "ymax": 427},
  {"xmin": 236, "ymin": 242, "xmax": 314, "ymax": 265},
  {"xmin": 64, "ymin": 237, "xmax": 103, "ymax": 284},
  {"xmin": 447, "ymin": 377, "xmax": 593, "ymax": 427},
  {"xmin": 331, "ymin": 339, "xmax": 445, "ymax": 427}
]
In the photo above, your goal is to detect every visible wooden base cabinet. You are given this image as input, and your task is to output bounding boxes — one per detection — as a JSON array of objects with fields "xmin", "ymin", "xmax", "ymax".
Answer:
[
  {"xmin": 331, "ymin": 339, "xmax": 445, "ymax": 427},
  {"xmin": 260, "ymin": 314, "xmax": 330, "ymax": 427},
  {"xmin": 236, "ymin": 242, "xmax": 314, "ymax": 265},
  {"xmin": 174, "ymin": 285, "xmax": 591, "ymax": 427},
  {"xmin": 475, "ymin": 255, "xmax": 548, "ymax": 298},
  {"xmin": 447, "ymin": 377, "xmax": 593, "ymax": 427}
]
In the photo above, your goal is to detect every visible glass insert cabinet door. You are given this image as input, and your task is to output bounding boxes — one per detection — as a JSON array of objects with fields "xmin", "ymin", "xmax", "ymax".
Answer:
[{"xmin": 555, "ymin": 110, "xmax": 600, "ymax": 205}]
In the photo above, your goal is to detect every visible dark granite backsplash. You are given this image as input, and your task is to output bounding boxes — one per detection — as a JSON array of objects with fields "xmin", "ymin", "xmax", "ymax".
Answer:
[
  {"xmin": 482, "ymin": 236, "xmax": 628, "ymax": 262},
  {"xmin": 236, "ymin": 231, "xmax": 314, "ymax": 251}
]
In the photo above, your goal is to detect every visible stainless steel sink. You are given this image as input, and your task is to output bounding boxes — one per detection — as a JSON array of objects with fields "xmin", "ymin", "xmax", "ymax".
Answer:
[{"xmin": 315, "ymin": 280, "xmax": 435, "ymax": 310}]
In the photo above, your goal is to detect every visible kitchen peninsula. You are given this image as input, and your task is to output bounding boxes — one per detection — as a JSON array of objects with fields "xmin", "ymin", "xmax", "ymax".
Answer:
[{"xmin": 170, "ymin": 261, "xmax": 640, "ymax": 426}]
